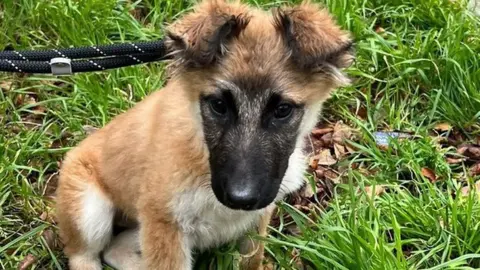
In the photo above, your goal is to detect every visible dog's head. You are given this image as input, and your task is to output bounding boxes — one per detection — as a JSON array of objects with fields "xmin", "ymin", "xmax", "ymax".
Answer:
[{"xmin": 166, "ymin": 0, "xmax": 354, "ymax": 211}]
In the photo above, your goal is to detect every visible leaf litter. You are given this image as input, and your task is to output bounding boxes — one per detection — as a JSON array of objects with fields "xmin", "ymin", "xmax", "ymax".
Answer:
[{"xmin": 273, "ymin": 119, "xmax": 480, "ymax": 242}]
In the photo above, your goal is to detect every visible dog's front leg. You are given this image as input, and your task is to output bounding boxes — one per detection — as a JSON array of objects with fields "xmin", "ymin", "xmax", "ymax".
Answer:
[{"xmin": 139, "ymin": 212, "xmax": 191, "ymax": 270}]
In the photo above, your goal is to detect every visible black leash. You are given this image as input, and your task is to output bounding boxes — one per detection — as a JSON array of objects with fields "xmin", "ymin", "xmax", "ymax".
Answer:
[{"xmin": 0, "ymin": 40, "xmax": 170, "ymax": 75}]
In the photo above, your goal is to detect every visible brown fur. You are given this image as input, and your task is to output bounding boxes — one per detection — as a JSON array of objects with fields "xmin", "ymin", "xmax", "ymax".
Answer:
[{"xmin": 55, "ymin": 0, "xmax": 353, "ymax": 269}]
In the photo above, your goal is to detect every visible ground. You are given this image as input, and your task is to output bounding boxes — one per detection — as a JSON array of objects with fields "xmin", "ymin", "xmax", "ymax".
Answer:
[{"xmin": 1, "ymin": 0, "xmax": 480, "ymax": 269}]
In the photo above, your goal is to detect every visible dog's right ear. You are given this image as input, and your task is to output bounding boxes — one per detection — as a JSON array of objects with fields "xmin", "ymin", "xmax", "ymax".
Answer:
[{"xmin": 165, "ymin": 0, "xmax": 250, "ymax": 68}]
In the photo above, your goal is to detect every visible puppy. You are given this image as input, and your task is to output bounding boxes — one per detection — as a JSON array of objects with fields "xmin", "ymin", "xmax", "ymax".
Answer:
[{"xmin": 55, "ymin": 0, "xmax": 354, "ymax": 269}]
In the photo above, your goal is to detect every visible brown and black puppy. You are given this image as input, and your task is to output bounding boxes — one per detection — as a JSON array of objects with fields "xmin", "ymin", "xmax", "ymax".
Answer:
[{"xmin": 55, "ymin": 0, "xmax": 354, "ymax": 269}]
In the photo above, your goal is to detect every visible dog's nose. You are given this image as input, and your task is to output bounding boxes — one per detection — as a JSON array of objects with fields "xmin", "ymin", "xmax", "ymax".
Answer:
[{"xmin": 224, "ymin": 187, "xmax": 258, "ymax": 210}]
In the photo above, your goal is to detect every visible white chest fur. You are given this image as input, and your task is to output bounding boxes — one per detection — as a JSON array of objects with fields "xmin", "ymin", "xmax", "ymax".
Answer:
[{"xmin": 171, "ymin": 188, "xmax": 266, "ymax": 251}]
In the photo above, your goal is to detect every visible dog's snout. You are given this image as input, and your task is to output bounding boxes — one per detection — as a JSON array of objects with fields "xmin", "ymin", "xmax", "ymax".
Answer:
[{"xmin": 224, "ymin": 184, "xmax": 259, "ymax": 210}]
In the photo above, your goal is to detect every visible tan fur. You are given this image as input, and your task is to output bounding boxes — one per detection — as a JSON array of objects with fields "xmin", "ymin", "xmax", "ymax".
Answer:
[{"xmin": 55, "ymin": 0, "xmax": 353, "ymax": 269}]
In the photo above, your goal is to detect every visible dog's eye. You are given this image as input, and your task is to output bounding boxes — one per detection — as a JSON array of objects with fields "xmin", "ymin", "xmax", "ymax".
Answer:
[
  {"xmin": 274, "ymin": 103, "xmax": 293, "ymax": 119},
  {"xmin": 209, "ymin": 98, "xmax": 228, "ymax": 115}
]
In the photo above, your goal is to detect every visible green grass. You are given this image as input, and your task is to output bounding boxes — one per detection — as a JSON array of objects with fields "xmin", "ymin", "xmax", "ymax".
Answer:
[{"xmin": 1, "ymin": 0, "xmax": 480, "ymax": 269}]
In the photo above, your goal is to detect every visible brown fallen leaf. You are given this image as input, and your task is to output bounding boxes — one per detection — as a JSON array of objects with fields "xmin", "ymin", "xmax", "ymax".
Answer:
[
  {"xmin": 18, "ymin": 254, "xmax": 36, "ymax": 270},
  {"xmin": 315, "ymin": 166, "xmax": 340, "ymax": 183},
  {"xmin": 309, "ymin": 154, "xmax": 319, "ymax": 170},
  {"xmin": 345, "ymin": 144, "xmax": 356, "ymax": 153},
  {"xmin": 43, "ymin": 173, "xmax": 59, "ymax": 198},
  {"xmin": 375, "ymin": 26, "xmax": 385, "ymax": 34},
  {"xmin": 33, "ymin": 105, "xmax": 46, "ymax": 115},
  {"xmin": 316, "ymin": 149, "xmax": 337, "ymax": 166},
  {"xmin": 333, "ymin": 143, "xmax": 347, "ymax": 159},
  {"xmin": 434, "ymin": 122, "xmax": 452, "ymax": 132},
  {"xmin": 350, "ymin": 105, "xmax": 368, "ymax": 120},
  {"xmin": 14, "ymin": 94, "xmax": 24, "ymax": 106},
  {"xmin": 82, "ymin": 125, "xmax": 98, "ymax": 135},
  {"xmin": 457, "ymin": 144, "xmax": 480, "ymax": 160},
  {"xmin": 325, "ymin": 170, "xmax": 340, "ymax": 182},
  {"xmin": 291, "ymin": 248, "xmax": 305, "ymax": 269},
  {"xmin": 471, "ymin": 163, "xmax": 480, "ymax": 176},
  {"xmin": 311, "ymin": 127, "xmax": 333, "ymax": 136},
  {"xmin": 262, "ymin": 257, "xmax": 275, "ymax": 270},
  {"xmin": 126, "ymin": 0, "xmax": 149, "ymax": 21},
  {"xmin": 321, "ymin": 132, "xmax": 333, "ymax": 146},
  {"xmin": 421, "ymin": 167, "xmax": 437, "ymax": 182},
  {"xmin": 448, "ymin": 131, "xmax": 466, "ymax": 146},
  {"xmin": 25, "ymin": 94, "xmax": 36, "ymax": 106},
  {"xmin": 332, "ymin": 121, "xmax": 353, "ymax": 145},
  {"xmin": 39, "ymin": 211, "xmax": 48, "ymax": 221},
  {"xmin": 363, "ymin": 185, "xmax": 385, "ymax": 198},
  {"xmin": 0, "ymin": 81, "xmax": 13, "ymax": 91},
  {"xmin": 301, "ymin": 182, "xmax": 315, "ymax": 198},
  {"xmin": 460, "ymin": 186, "xmax": 470, "ymax": 197},
  {"xmin": 285, "ymin": 224, "xmax": 302, "ymax": 236},
  {"xmin": 460, "ymin": 181, "xmax": 480, "ymax": 198},
  {"xmin": 446, "ymin": 157, "xmax": 466, "ymax": 164},
  {"xmin": 42, "ymin": 229, "xmax": 57, "ymax": 250}
]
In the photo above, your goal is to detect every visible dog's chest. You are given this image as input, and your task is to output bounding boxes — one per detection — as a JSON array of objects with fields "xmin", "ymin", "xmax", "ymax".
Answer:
[{"xmin": 171, "ymin": 188, "xmax": 263, "ymax": 250}]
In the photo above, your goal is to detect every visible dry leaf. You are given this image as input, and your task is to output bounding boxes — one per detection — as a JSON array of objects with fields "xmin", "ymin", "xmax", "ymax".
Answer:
[
  {"xmin": 18, "ymin": 254, "xmax": 37, "ymax": 270},
  {"xmin": 460, "ymin": 186, "xmax": 470, "ymax": 197},
  {"xmin": 364, "ymin": 185, "xmax": 385, "ymax": 198},
  {"xmin": 25, "ymin": 95, "xmax": 36, "ymax": 106},
  {"xmin": 262, "ymin": 258, "xmax": 275, "ymax": 270},
  {"xmin": 315, "ymin": 166, "xmax": 340, "ymax": 183},
  {"xmin": 301, "ymin": 183, "xmax": 315, "ymax": 198},
  {"xmin": 311, "ymin": 127, "xmax": 333, "ymax": 136},
  {"xmin": 321, "ymin": 132, "xmax": 333, "ymax": 146},
  {"xmin": 33, "ymin": 106, "xmax": 46, "ymax": 115},
  {"xmin": 0, "ymin": 81, "xmax": 12, "ymax": 91},
  {"xmin": 285, "ymin": 224, "xmax": 302, "ymax": 236},
  {"xmin": 325, "ymin": 170, "xmax": 340, "ymax": 182},
  {"xmin": 43, "ymin": 173, "xmax": 59, "ymax": 198},
  {"xmin": 446, "ymin": 157, "xmax": 466, "ymax": 164},
  {"xmin": 375, "ymin": 26, "xmax": 385, "ymax": 34},
  {"xmin": 471, "ymin": 163, "xmax": 480, "ymax": 176},
  {"xmin": 457, "ymin": 144, "xmax": 480, "ymax": 160},
  {"xmin": 42, "ymin": 229, "xmax": 57, "ymax": 250},
  {"xmin": 459, "ymin": 181, "xmax": 480, "ymax": 198},
  {"xmin": 14, "ymin": 94, "xmax": 24, "ymax": 106},
  {"xmin": 309, "ymin": 155, "xmax": 319, "ymax": 170},
  {"xmin": 39, "ymin": 211, "xmax": 48, "ymax": 221},
  {"xmin": 291, "ymin": 248, "xmax": 305, "ymax": 269},
  {"xmin": 314, "ymin": 168, "xmax": 325, "ymax": 178},
  {"xmin": 346, "ymin": 144, "xmax": 356, "ymax": 153},
  {"xmin": 332, "ymin": 122, "xmax": 353, "ymax": 145},
  {"xmin": 434, "ymin": 123, "xmax": 452, "ymax": 132},
  {"xmin": 323, "ymin": 169, "xmax": 340, "ymax": 184},
  {"xmin": 82, "ymin": 125, "xmax": 98, "ymax": 135},
  {"xmin": 316, "ymin": 149, "xmax": 337, "ymax": 166},
  {"xmin": 421, "ymin": 167, "xmax": 437, "ymax": 182},
  {"xmin": 333, "ymin": 143, "xmax": 346, "ymax": 159}
]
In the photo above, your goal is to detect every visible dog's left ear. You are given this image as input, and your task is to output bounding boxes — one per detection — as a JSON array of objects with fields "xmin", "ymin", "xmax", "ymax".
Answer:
[
  {"xmin": 273, "ymin": 1, "xmax": 355, "ymax": 84},
  {"xmin": 165, "ymin": 0, "xmax": 250, "ymax": 68}
]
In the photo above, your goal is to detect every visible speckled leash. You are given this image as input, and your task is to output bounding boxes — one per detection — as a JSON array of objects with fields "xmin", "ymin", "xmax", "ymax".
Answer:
[{"xmin": 0, "ymin": 40, "xmax": 170, "ymax": 75}]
